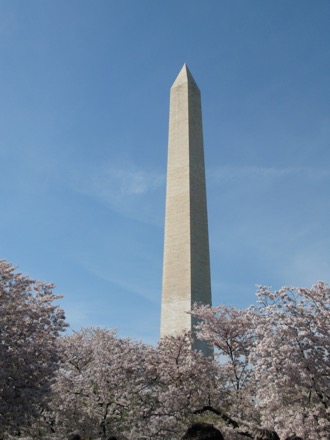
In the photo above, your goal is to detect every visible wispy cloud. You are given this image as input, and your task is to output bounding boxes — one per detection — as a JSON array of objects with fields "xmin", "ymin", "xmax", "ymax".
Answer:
[
  {"xmin": 69, "ymin": 161, "xmax": 165, "ymax": 223},
  {"xmin": 67, "ymin": 251, "xmax": 160, "ymax": 304},
  {"xmin": 208, "ymin": 165, "xmax": 330, "ymax": 186},
  {"xmin": 207, "ymin": 163, "xmax": 330, "ymax": 300},
  {"xmin": 76, "ymin": 164, "xmax": 164, "ymax": 198}
]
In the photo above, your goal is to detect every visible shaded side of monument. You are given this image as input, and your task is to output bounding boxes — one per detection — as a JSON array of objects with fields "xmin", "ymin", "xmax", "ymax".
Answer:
[{"xmin": 161, "ymin": 64, "xmax": 212, "ymax": 356}]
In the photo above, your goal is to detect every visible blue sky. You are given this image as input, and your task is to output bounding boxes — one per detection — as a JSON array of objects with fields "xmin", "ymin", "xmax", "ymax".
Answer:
[{"xmin": 1, "ymin": 1, "xmax": 329, "ymax": 344}]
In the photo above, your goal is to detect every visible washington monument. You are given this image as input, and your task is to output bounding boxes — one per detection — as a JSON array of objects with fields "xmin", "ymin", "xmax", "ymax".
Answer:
[{"xmin": 160, "ymin": 65, "xmax": 212, "ymax": 353}]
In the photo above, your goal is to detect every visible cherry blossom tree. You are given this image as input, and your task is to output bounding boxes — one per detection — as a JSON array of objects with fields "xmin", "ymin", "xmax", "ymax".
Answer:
[
  {"xmin": 0, "ymin": 260, "xmax": 67, "ymax": 438},
  {"xmin": 4, "ymin": 272, "xmax": 327, "ymax": 440},
  {"xmin": 49, "ymin": 327, "xmax": 151, "ymax": 439},
  {"xmin": 250, "ymin": 282, "xmax": 330, "ymax": 440},
  {"xmin": 191, "ymin": 304, "xmax": 257, "ymax": 427},
  {"xmin": 192, "ymin": 282, "xmax": 330, "ymax": 440},
  {"xmin": 133, "ymin": 332, "xmax": 219, "ymax": 439},
  {"xmin": 48, "ymin": 330, "xmax": 218, "ymax": 440}
]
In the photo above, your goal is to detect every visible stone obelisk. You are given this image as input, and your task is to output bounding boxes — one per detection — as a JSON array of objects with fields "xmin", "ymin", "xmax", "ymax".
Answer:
[{"xmin": 161, "ymin": 64, "xmax": 212, "ymax": 353}]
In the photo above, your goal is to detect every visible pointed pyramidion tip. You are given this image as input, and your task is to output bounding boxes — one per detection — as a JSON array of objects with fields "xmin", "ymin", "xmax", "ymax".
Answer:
[{"xmin": 171, "ymin": 64, "xmax": 199, "ymax": 90}]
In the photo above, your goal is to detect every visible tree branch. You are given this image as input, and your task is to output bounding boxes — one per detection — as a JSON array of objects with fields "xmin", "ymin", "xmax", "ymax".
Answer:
[{"xmin": 193, "ymin": 405, "xmax": 253, "ymax": 438}]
